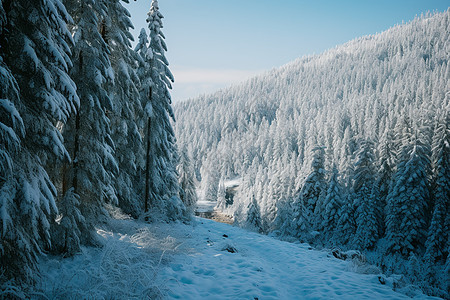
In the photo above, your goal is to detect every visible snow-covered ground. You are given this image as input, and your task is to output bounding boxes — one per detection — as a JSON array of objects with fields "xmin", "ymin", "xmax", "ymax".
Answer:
[
  {"xmin": 36, "ymin": 214, "xmax": 439, "ymax": 299},
  {"xmin": 196, "ymin": 177, "xmax": 241, "ymax": 212},
  {"xmin": 196, "ymin": 199, "xmax": 216, "ymax": 213}
]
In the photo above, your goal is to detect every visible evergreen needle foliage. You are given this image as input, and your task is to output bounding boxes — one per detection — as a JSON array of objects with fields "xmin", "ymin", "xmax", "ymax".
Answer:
[{"xmin": 0, "ymin": 0, "xmax": 186, "ymax": 288}]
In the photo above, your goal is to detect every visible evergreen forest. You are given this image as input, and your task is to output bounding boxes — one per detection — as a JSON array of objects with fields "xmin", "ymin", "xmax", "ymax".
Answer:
[
  {"xmin": 0, "ymin": 0, "xmax": 448, "ymax": 297},
  {"xmin": 174, "ymin": 11, "xmax": 449, "ymax": 297},
  {"xmin": 0, "ymin": 0, "xmax": 194, "ymax": 289}
]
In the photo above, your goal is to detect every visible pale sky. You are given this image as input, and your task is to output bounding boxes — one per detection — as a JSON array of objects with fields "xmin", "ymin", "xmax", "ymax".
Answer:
[{"xmin": 125, "ymin": 0, "xmax": 449, "ymax": 102}]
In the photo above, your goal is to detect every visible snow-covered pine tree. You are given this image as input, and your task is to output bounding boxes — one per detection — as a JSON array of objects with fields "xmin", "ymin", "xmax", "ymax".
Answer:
[
  {"xmin": 245, "ymin": 190, "xmax": 262, "ymax": 233},
  {"xmin": 290, "ymin": 146, "xmax": 326, "ymax": 241},
  {"xmin": 300, "ymin": 146, "xmax": 326, "ymax": 232},
  {"xmin": 291, "ymin": 196, "xmax": 310, "ymax": 241},
  {"xmin": 177, "ymin": 145, "xmax": 198, "ymax": 214},
  {"xmin": 134, "ymin": 28, "xmax": 153, "ymax": 214},
  {"xmin": 62, "ymin": 0, "xmax": 118, "ymax": 243},
  {"xmin": 339, "ymin": 126, "xmax": 356, "ymax": 189},
  {"xmin": 424, "ymin": 113, "xmax": 449, "ymax": 264},
  {"xmin": 0, "ymin": 4, "xmax": 27, "ymax": 280},
  {"xmin": 386, "ymin": 125, "xmax": 431, "ymax": 256},
  {"xmin": 376, "ymin": 126, "xmax": 396, "ymax": 237},
  {"xmin": 53, "ymin": 187, "xmax": 84, "ymax": 255},
  {"xmin": 104, "ymin": 0, "xmax": 145, "ymax": 218},
  {"xmin": 0, "ymin": 1, "xmax": 23, "ymax": 212},
  {"xmin": 263, "ymin": 173, "xmax": 280, "ymax": 233},
  {"xmin": 215, "ymin": 179, "xmax": 227, "ymax": 211},
  {"xmin": 320, "ymin": 164, "xmax": 342, "ymax": 244},
  {"xmin": 136, "ymin": 0, "xmax": 185, "ymax": 221},
  {"xmin": 335, "ymin": 195, "xmax": 356, "ymax": 247},
  {"xmin": 275, "ymin": 197, "xmax": 294, "ymax": 238},
  {"xmin": 352, "ymin": 139, "xmax": 379, "ymax": 249},
  {"xmin": 200, "ymin": 155, "xmax": 220, "ymax": 203},
  {"xmin": 0, "ymin": 0, "xmax": 78, "ymax": 279},
  {"xmin": 3, "ymin": 0, "xmax": 78, "ymax": 161}
]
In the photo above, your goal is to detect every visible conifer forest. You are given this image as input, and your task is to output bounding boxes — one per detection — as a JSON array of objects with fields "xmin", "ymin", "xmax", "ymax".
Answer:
[
  {"xmin": 174, "ymin": 10, "xmax": 449, "ymax": 297},
  {"xmin": 0, "ymin": 0, "xmax": 449, "ymax": 298}
]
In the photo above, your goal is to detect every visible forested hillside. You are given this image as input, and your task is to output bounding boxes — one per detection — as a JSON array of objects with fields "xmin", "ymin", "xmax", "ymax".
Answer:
[{"xmin": 174, "ymin": 11, "xmax": 449, "ymax": 297}]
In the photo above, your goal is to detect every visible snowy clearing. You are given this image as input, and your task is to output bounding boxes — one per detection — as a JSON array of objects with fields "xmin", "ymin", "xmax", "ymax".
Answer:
[
  {"xmin": 37, "ymin": 216, "xmax": 439, "ymax": 299},
  {"xmin": 196, "ymin": 199, "xmax": 216, "ymax": 213}
]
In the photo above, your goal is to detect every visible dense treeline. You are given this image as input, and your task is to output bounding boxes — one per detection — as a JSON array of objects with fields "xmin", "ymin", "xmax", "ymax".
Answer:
[
  {"xmin": 0, "ymin": 0, "xmax": 192, "ymax": 286},
  {"xmin": 174, "ymin": 11, "xmax": 449, "ymax": 297}
]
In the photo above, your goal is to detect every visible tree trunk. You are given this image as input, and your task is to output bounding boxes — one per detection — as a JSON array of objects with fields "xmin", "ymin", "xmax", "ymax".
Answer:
[
  {"xmin": 144, "ymin": 87, "xmax": 152, "ymax": 214},
  {"xmin": 72, "ymin": 110, "xmax": 80, "ymax": 193},
  {"xmin": 62, "ymin": 161, "xmax": 69, "ymax": 195},
  {"xmin": 72, "ymin": 51, "xmax": 83, "ymax": 194}
]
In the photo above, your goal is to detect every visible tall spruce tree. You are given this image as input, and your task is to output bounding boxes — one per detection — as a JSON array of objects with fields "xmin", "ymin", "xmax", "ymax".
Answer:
[
  {"xmin": 386, "ymin": 128, "xmax": 431, "ymax": 256},
  {"xmin": 300, "ymin": 146, "xmax": 326, "ymax": 231},
  {"xmin": 0, "ymin": 2, "xmax": 26, "ymax": 280},
  {"xmin": 320, "ymin": 165, "xmax": 342, "ymax": 244},
  {"xmin": 376, "ymin": 126, "xmax": 396, "ymax": 237},
  {"xmin": 215, "ymin": 179, "xmax": 227, "ymax": 211},
  {"xmin": 352, "ymin": 139, "xmax": 379, "ymax": 249},
  {"xmin": 177, "ymin": 145, "xmax": 198, "ymax": 214},
  {"xmin": 335, "ymin": 195, "xmax": 356, "ymax": 247},
  {"xmin": 246, "ymin": 190, "xmax": 263, "ymax": 233},
  {"xmin": 424, "ymin": 113, "xmax": 449, "ymax": 264},
  {"xmin": 0, "ymin": 0, "xmax": 78, "ymax": 280},
  {"xmin": 136, "ymin": 0, "xmax": 185, "ymax": 221},
  {"xmin": 105, "ymin": 0, "xmax": 145, "ymax": 218},
  {"xmin": 62, "ymin": 0, "xmax": 118, "ymax": 244}
]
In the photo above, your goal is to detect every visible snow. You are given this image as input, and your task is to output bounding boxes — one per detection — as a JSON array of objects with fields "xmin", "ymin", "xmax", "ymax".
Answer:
[
  {"xmin": 196, "ymin": 199, "xmax": 216, "ymax": 213},
  {"xmin": 23, "ymin": 37, "xmax": 39, "ymax": 69},
  {"xmin": 0, "ymin": 122, "xmax": 19, "ymax": 147},
  {"xmin": 224, "ymin": 177, "xmax": 241, "ymax": 188},
  {"xmin": 37, "ymin": 214, "xmax": 437, "ymax": 299}
]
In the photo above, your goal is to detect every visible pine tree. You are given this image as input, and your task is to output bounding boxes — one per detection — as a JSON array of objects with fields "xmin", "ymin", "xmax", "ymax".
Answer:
[
  {"xmin": 352, "ymin": 139, "xmax": 379, "ymax": 249},
  {"xmin": 62, "ymin": 0, "xmax": 118, "ymax": 243},
  {"xmin": 177, "ymin": 146, "xmax": 198, "ymax": 214},
  {"xmin": 0, "ymin": 1, "xmax": 23, "ymax": 201},
  {"xmin": 291, "ymin": 197, "xmax": 310, "ymax": 241},
  {"xmin": 321, "ymin": 165, "xmax": 342, "ymax": 244},
  {"xmin": 105, "ymin": 0, "xmax": 145, "ymax": 218},
  {"xmin": 376, "ymin": 126, "xmax": 396, "ymax": 237},
  {"xmin": 137, "ymin": 0, "xmax": 184, "ymax": 221},
  {"xmin": 245, "ymin": 190, "xmax": 262, "ymax": 233},
  {"xmin": 215, "ymin": 179, "xmax": 227, "ymax": 211},
  {"xmin": 263, "ymin": 174, "xmax": 280, "ymax": 233},
  {"xmin": 53, "ymin": 187, "xmax": 85, "ymax": 255},
  {"xmin": 200, "ymin": 155, "xmax": 220, "ymax": 203},
  {"xmin": 3, "ymin": 0, "xmax": 78, "ymax": 159},
  {"xmin": 300, "ymin": 146, "xmax": 326, "ymax": 231},
  {"xmin": 424, "ymin": 113, "xmax": 449, "ymax": 264},
  {"xmin": 339, "ymin": 126, "xmax": 356, "ymax": 189},
  {"xmin": 0, "ymin": 0, "xmax": 78, "ymax": 279},
  {"xmin": 275, "ymin": 197, "xmax": 294, "ymax": 237},
  {"xmin": 386, "ymin": 128, "xmax": 431, "ymax": 256},
  {"xmin": 0, "ymin": 3, "xmax": 26, "ymax": 280},
  {"xmin": 335, "ymin": 195, "xmax": 356, "ymax": 247}
]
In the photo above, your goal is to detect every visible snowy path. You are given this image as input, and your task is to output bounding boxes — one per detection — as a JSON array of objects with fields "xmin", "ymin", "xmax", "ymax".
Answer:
[
  {"xmin": 161, "ymin": 218, "xmax": 432, "ymax": 300},
  {"xmin": 37, "ymin": 216, "xmax": 437, "ymax": 299}
]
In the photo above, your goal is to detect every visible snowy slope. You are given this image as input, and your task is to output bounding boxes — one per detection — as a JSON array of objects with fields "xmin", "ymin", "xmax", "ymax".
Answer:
[
  {"xmin": 161, "ymin": 219, "xmax": 436, "ymax": 300},
  {"xmin": 35, "ymin": 216, "xmax": 439, "ymax": 299}
]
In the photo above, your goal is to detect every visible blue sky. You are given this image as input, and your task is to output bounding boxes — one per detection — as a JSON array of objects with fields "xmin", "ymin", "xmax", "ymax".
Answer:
[{"xmin": 125, "ymin": 0, "xmax": 449, "ymax": 102}]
